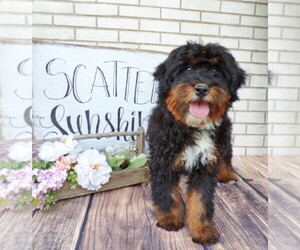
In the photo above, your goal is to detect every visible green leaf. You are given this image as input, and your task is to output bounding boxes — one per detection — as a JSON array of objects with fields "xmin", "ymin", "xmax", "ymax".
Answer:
[
  {"xmin": 67, "ymin": 170, "xmax": 78, "ymax": 189},
  {"xmin": 0, "ymin": 198, "xmax": 10, "ymax": 207},
  {"xmin": 127, "ymin": 154, "xmax": 147, "ymax": 169},
  {"xmin": 15, "ymin": 191, "xmax": 31, "ymax": 211},
  {"xmin": 32, "ymin": 175, "xmax": 37, "ymax": 182},
  {"xmin": 0, "ymin": 160, "xmax": 25, "ymax": 170},
  {"xmin": 32, "ymin": 160, "xmax": 53, "ymax": 170},
  {"xmin": 43, "ymin": 191, "xmax": 58, "ymax": 211},
  {"xmin": 106, "ymin": 153, "xmax": 126, "ymax": 169},
  {"xmin": 32, "ymin": 198, "xmax": 40, "ymax": 207}
]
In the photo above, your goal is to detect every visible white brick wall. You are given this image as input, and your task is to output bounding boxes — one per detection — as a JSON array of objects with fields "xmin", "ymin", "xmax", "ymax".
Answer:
[
  {"xmin": 202, "ymin": 12, "xmax": 239, "ymax": 25},
  {"xmin": 141, "ymin": 20, "xmax": 180, "ymax": 33},
  {"xmin": 269, "ymin": 0, "xmax": 300, "ymax": 155},
  {"xmin": 0, "ymin": 0, "xmax": 31, "ymax": 42},
  {"xmin": 181, "ymin": 1, "xmax": 221, "ymax": 12},
  {"xmin": 119, "ymin": 6, "xmax": 160, "ymax": 18},
  {"xmin": 0, "ymin": 0, "xmax": 32, "ymax": 13},
  {"xmin": 181, "ymin": 22, "xmax": 219, "ymax": 36},
  {"xmin": 1, "ymin": 0, "xmax": 270, "ymax": 156},
  {"xmin": 75, "ymin": 3, "xmax": 118, "ymax": 16},
  {"xmin": 119, "ymin": 31, "xmax": 160, "ymax": 44},
  {"xmin": 76, "ymin": 28, "xmax": 118, "ymax": 42},
  {"xmin": 141, "ymin": 0, "xmax": 180, "ymax": 8},
  {"xmin": 34, "ymin": 1, "xmax": 73, "ymax": 14},
  {"xmin": 220, "ymin": 25, "xmax": 253, "ymax": 38},
  {"xmin": 161, "ymin": 9, "xmax": 200, "ymax": 21},
  {"xmin": 54, "ymin": 15, "xmax": 96, "ymax": 27},
  {"xmin": 235, "ymin": 112, "xmax": 265, "ymax": 124},
  {"xmin": 221, "ymin": 1, "xmax": 255, "ymax": 15},
  {"xmin": 98, "ymin": 17, "xmax": 138, "ymax": 30}
]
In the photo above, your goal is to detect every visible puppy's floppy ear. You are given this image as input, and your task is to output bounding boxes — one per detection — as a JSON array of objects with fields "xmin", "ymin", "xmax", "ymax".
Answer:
[
  {"xmin": 153, "ymin": 62, "xmax": 166, "ymax": 83},
  {"xmin": 230, "ymin": 64, "xmax": 246, "ymax": 102}
]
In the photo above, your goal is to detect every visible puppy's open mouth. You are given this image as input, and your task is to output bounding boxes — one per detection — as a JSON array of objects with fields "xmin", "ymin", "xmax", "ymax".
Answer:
[{"xmin": 189, "ymin": 101, "xmax": 210, "ymax": 118}]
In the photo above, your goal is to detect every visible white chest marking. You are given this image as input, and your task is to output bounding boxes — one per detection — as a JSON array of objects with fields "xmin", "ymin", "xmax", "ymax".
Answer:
[{"xmin": 183, "ymin": 131, "xmax": 216, "ymax": 171}]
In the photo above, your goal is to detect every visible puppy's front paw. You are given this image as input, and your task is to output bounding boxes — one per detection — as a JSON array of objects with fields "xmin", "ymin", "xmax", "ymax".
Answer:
[
  {"xmin": 191, "ymin": 223, "xmax": 220, "ymax": 246},
  {"xmin": 156, "ymin": 216, "xmax": 184, "ymax": 231},
  {"xmin": 217, "ymin": 171, "xmax": 238, "ymax": 183}
]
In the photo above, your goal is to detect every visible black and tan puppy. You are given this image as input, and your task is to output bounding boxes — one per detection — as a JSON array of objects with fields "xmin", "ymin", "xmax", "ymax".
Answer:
[{"xmin": 147, "ymin": 42, "xmax": 246, "ymax": 245}]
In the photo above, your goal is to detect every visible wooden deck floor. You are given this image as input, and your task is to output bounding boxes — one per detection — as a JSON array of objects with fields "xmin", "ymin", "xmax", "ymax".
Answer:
[
  {"xmin": 30, "ymin": 156, "xmax": 270, "ymax": 250},
  {"xmin": 2, "ymin": 156, "xmax": 299, "ymax": 249}
]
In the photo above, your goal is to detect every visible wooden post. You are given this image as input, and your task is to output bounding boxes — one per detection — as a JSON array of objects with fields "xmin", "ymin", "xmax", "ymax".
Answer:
[
  {"xmin": 136, "ymin": 127, "xmax": 145, "ymax": 155},
  {"xmin": 33, "ymin": 131, "xmax": 140, "ymax": 145}
]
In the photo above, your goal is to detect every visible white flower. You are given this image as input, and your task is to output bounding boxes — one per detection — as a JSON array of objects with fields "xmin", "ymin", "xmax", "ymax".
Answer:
[
  {"xmin": 32, "ymin": 168, "xmax": 39, "ymax": 176},
  {"xmin": 75, "ymin": 149, "xmax": 112, "ymax": 191},
  {"xmin": 54, "ymin": 135, "xmax": 79, "ymax": 157},
  {"xmin": 68, "ymin": 144, "xmax": 82, "ymax": 162},
  {"xmin": 105, "ymin": 145, "xmax": 117, "ymax": 156},
  {"xmin": 8, "ymin": 142, "xmax": 31, "ymax": 162},
  {"xmin": 38, "ymin": 142, "xmax": 59, "ymax": 162},
  {"xmin": 38, "ymin": 135, "xmax": 80, "ymax": 162}
]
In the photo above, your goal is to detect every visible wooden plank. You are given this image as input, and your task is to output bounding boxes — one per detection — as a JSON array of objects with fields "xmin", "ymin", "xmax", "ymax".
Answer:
[
  {"xmin": 0, "ymin": 209, "xmax": 32, "ymax": 250},
  {"xmin": 179, "ymin": 171, "xmax": 267, "ymax": 250},
  {"xmin": 32, "ymin": 156, "xmax": 269, "ymax": 250},
  {"xmin": 77, "ymin": 171, "xmax": 267, "ymax": 250},
  {"xmin": 78, "ymin": 184, "xmax": 205, "ymax": 250},
  {"xmin": 233, "ymin": 156, "xmax": 268, "ymax": 199},
  {"xmin": 274, "ymin": 178, "xmax": 299, "ymax": 200},
  {"xmin": 269, "ymin": 156, "xmax": 300, "ymax": 179},
  {"xmin": 237, "ymin": 176, "xmax": 267, "ymax": 200},
  {"xmin": 57, "ymin": 166, "xmax": 149, "ymax": 200},
  {"xmin": 269, "ymin": 180, "xmax": 300, "ymax": 249},
  {"xmin": 246, "ymin": 156, "xmax": 268, "ymax": 177},
  {"xmin": 32, "ymin": 195, "xmax": 90, "ymax": 250},
  {"xmin": 233, "ymin": 156, "xmax": 267, "ymax": 179},
  {"xmin": 268, "ymin": 156, "xmax": 300, "ymax": 248},
  {"xmin": 211, "ymin": 178, "xmax": 268, "ymax": 250}
]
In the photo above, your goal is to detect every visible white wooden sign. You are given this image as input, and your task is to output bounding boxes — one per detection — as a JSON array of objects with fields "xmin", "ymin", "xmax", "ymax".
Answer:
[
  {"xmin": 31, "ymin": 44, "xmax": 165, "ymax": 147},
  {"xmin": 0, "ymin": 44, "xmax": 32, "ymax": 140}
]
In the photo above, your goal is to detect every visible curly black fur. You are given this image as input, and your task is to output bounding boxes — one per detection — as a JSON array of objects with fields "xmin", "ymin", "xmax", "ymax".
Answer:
[{"xmin": 147, "ymin": 42, "xmax": 246, "ymax": 245}]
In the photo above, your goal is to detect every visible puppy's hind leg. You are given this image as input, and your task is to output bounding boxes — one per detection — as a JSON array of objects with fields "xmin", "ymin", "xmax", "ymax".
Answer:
[{"xmin": 216, "ymin": 117, "xmax": 238, "ymax": 184}]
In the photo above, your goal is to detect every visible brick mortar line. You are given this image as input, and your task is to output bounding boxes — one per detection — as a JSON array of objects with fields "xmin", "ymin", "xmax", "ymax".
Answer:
[
  {"xmin": 30, "ymin": 9, "xmax": 257, "ymax": 17},
  {"xmin": 31, "ymin": 26, "xmax": 268, "ymax": 42},
  {"xmin": 30, "ymin": 11, "xmax": 267, "ymax": 19},
  {"xmin": 31, "ymin": 13, "xmax": 268, "ymax": 27}
]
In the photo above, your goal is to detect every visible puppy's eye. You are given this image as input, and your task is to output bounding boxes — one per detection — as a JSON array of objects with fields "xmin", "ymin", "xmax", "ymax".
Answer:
[
  {"xmin": 186, "ymin": 67, "xmax": 192, "ymax": 72},
  {"xmin": 212, "ymin": 68, "xmax": 217, "ymax": 72}
]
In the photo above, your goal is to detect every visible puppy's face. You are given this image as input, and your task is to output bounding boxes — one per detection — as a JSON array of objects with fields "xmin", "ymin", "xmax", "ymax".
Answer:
[{"xmin": 154, "ymin": 42, "xmax": 246, "ymax": 128}]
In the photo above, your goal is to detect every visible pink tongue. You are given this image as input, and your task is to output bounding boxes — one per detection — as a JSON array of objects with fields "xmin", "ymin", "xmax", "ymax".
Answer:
[{"xmin": 189, "ymin": 102, "xmax": 210, "ymax": 118}]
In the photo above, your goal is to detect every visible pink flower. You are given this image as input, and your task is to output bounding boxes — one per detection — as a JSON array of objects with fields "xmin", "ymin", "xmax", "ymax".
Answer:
[
  {"xmin": 54, "ymin": 156, "xmax": 72, "ymax": 171},
  {"xmin": 33, "ymin": 168, "xmax": 67, "ymax": 200}
]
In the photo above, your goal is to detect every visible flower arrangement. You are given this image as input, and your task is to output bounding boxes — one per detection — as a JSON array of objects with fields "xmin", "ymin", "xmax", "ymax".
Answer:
[
  {"xmin": 31, "ymin": 136, "xmax": 147, "ymax": 211},
  {"xmin": 0, "ymin": 142, "xmax": 32, "ymax": 211},
  {"xmin": 32, "ymin": 136, "xmax": 80, "ymax": 210}
]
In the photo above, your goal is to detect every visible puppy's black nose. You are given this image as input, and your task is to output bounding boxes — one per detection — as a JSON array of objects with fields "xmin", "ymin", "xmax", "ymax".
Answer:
[{"xmin": 195, "ymin": 84, "xmax": 209, "ymax": 97}]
